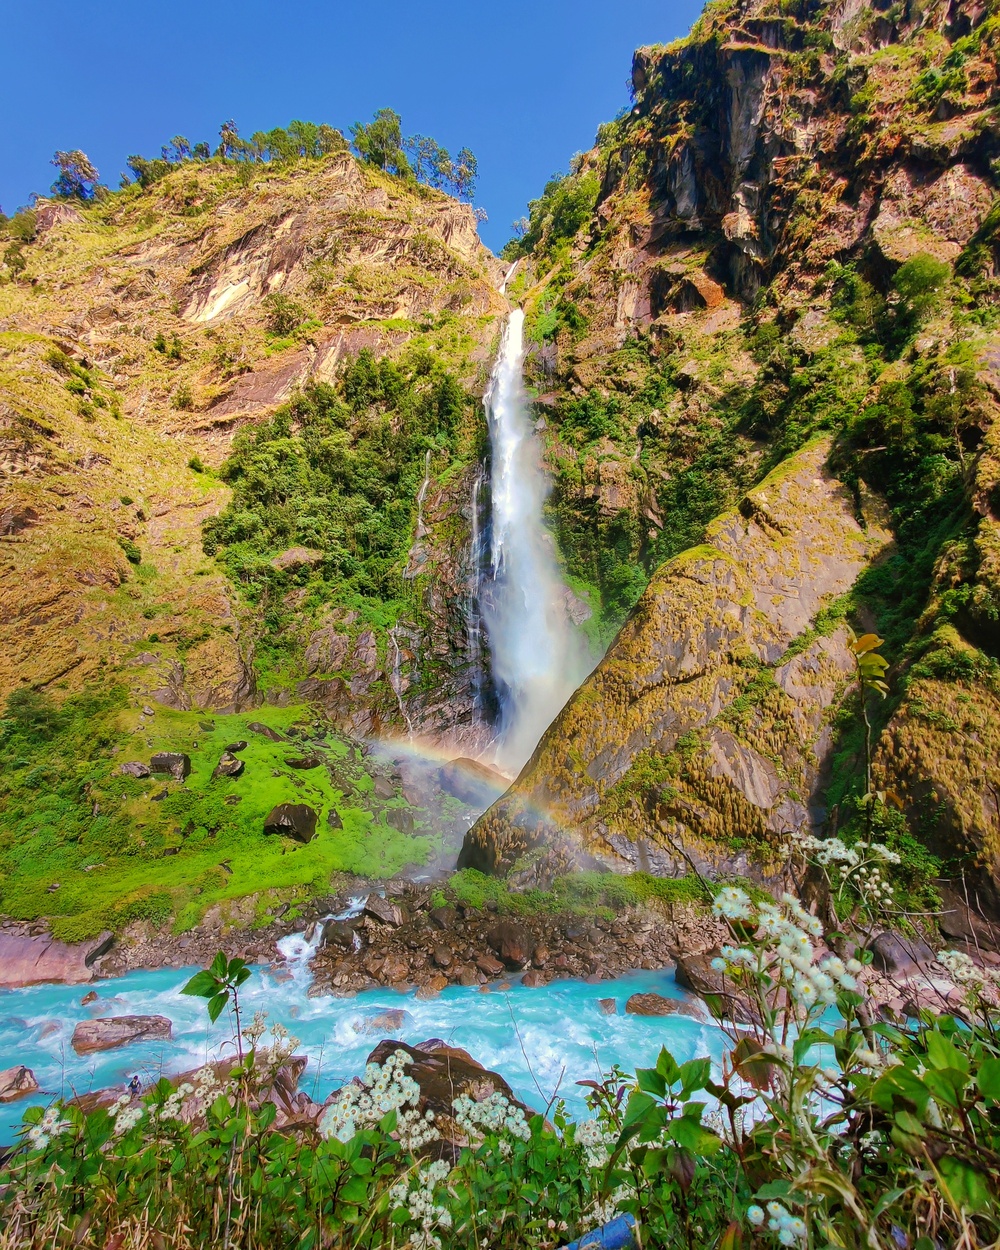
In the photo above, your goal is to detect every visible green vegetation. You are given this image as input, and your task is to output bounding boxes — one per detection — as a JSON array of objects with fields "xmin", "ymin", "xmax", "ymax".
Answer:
[
  {"xmin": 448, "ymin": 868, "xmax": 705, "ymax": 917},
  {"xmin": 0, "ymin": 687, "xmax": 433, "ymax": 940},
  {"xmin": 503, "ymin": 163, "xmax": 600, "ymax": 262}
]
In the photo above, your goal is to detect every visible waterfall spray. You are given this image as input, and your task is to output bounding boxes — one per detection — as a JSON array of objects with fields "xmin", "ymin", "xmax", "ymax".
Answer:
[{"xmin": 481, "ymin": 310, "xmax": 587, "ymax": 774}]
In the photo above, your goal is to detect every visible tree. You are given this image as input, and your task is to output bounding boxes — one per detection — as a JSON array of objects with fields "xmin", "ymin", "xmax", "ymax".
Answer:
[
  {"xmin": 50, "ymin": 150, "xmax": 100, "ymax": 200},
  {"xmin": 218, "ymin": 119, "xmax": 240, "ymax": 159},
  {"xmin": 350, "ymin": 109, "xmax": 411, "ymax": 176},
  {"xmin": 453, "ymin": 147, "xmax": 478, "ymax": 202}
]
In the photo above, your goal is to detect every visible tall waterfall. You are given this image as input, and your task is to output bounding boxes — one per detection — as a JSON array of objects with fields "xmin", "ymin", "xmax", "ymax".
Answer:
[{"xmin": 480, "ymin": 309, "xmax": 587, "ymax": 774}]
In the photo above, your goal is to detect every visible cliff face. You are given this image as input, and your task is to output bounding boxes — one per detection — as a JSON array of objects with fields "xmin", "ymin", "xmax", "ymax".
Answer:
[
  {"xmin": 0, "ymin": 154, "xmax": 506, "ymax": 744},
  {"xmin": 465, "ymin": 0, "xmax": 1000, "ymax": 901}
]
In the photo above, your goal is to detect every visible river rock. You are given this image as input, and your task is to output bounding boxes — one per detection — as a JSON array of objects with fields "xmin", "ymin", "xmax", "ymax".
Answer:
[
  {"xmin": 323, "ymin": 920, "xmax": 359, "ymax": 951},
  {"xmin": 119, "ymin": 761, "xmax": 150, "ymax": 778},
  {"xmin": 866, "ymin": 931, "xmax": 937, "ymax": 978},
  {"xmin": 212, "ymin": 751, "xmax": 244, "ymax": 779},
  {"xmin": 475, "ymin": 953, "xmax": 504, "ymax": 977},
  {"xmin": 488, "ymin": 920, "xmax": 531, "ymax": 970},
  {"xmin": 356, "ymin": 1008, "xmax": 410, "ymax": 1036},
  {"xmin": 416, "ymin": 974, "xmax": 449, "ymax": 999},
  {"xmin": 674, "ymin": 952, "xmax": 757, "ymax": 1024},
  {"xmin": 0, "ymin": 929, "xmax": 114, "ymax": 989},
  {"xmin": 263, "ymin": 803, "xmax": 318, "ymax": 844},
  {"xmin": 72, "ymin": 1015, "xmax": 173, "ymax": 1054},
  {"xmin": 363, "ymin": 1040, "xmax": 529, "ymax": 1142},
  {"xmin": 598, "ymin": 998, "xmax": 617, "ymax": 1015},
  {"xmin": 626, "ymin": 992, "xmax": 705, "ymax": 1019},
  {"xmin": 150, "ymin": 752, "xmax": 191, "ymax": 781},
  {"xmin": 248, "ymin": 721, "xmax": 284, "ymax": 741},
  {"xmin": 0, "ymin": 1065, "xmax": 40, "ymax": 1102},
  {"xmin": 430, "ymin": 906, "xmax": 457, "ymax": 930},
  {"xmin": 363, "ymin": 895, "xmax": 404, "ymax": 927}
]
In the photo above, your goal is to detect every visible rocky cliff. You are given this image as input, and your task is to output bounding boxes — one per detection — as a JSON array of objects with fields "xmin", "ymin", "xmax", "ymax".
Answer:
[{"xmin": 465, "ymin": 0, "xmax": 1000, "ymax": 906}]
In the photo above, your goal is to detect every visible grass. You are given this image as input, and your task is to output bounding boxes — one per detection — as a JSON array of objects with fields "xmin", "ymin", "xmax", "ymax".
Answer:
[{"xmin": 0, "ymin": 691, "xmax": 435, "ymax": 941}]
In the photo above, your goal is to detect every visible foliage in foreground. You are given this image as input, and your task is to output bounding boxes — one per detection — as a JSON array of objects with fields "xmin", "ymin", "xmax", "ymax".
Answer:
[{"xmin": 5, "ymin": 866, "xmax": 1000, "ymax": 1250}]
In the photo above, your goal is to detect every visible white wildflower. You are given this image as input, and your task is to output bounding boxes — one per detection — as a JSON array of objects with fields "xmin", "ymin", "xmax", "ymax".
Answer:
[{"xmin": 712, "ymin": 886, "xmax": 753, "ymax": 921}]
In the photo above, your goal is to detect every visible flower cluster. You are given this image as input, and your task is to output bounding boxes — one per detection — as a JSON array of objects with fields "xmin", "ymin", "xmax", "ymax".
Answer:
[
  {"xmin": 712, "ymin": 886, "xmax": 753, "ymax": 921},
  {"xmin": 937, "ymin": 948, "xmax": 1000, "ymax": 992},
  {"xmin": 108, "ymin": 1094, "xmax": 144, "ymax": 1136},
  {"xmin": 747, "ymin": 1201, "xmax": 807, "ymax": 1246},
  {"xmin": 153, "ymin": 1081, "xmax": 195, "ymax": 1122},
  {"xmin": 318, "ymin": 1049, "xmax": 438, "ymax": 1149},
  {"xmin": 791, "ymin": 833, "xmax": 899, "ymax": 907},
  {"xmin": 389, "ymin": 1159, "xmax": 452, "ymax": 1250},
  {"xmin": 453, "ymin": 1090, "xmax": 531, "ymax": 1143},
  {"xmin": 711, "ymin": 893, "xmax": 862, "ymax": 1014},
  {"xmin": 25, "ymin": 1105, "xmax": 71, "ymax": 1151},
  {"xmin": 574, "ymin": 1117, "xmax": 612, "ymax": 1168}
]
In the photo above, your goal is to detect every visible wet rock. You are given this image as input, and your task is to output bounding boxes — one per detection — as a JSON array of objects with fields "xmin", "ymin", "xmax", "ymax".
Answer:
[
  {"xmin": 372, "ymin": 776, "xmax": 395, "ymax": 800},
  {"xmin": 285, "ymin": 755, "xmax": 322, "ymax": 770},
  {"xmin": 675, "ymin": 952, "xmax": 757, "ymax": 1025},
  {"xmin": 432, "ymin": 947, "xmax": 453, "ymax": 969},
  {"xmin": 119, "ymin": 761, "xmax": 150, "ymax": 778},
  {"xmin": 488, "ymin": 920, "xmax": 531, "ymax": 970},
  {"xmin": 430, "ymin": 906, "xmax": 457, "ymax": 930},
  {"xmin": 263, "ymin": 803, "xmax": 318, "ymax": 844},
  {"xmin": 522, "ymin": 969, "xmax": 547, "ymax": 988},
  {"xmin": 150, "ymin": 752, "xmax": 191, "ymax": 781},
  {"xmin": 363, "ymin": 895, "xmax": 404, "ymax": 927},
  {"xmin": 475, "ymin": 953, "xmax": 504, "ymax": 977},
  {"xmin": 0, "ymin": 1065, "xmax": 39, "ymax": 1103},
  {"xmin": 212, "ymin": 751, "xmax": 245, "ymax": 779},
  {"xmin": 326, "ymin": 810, "xmax": 344, "ymax": 830},
  {"xmin": 866, "ymin": 931, "xmax": 937, "ymax": 978},
  {"xmin": 598, "ymin": 998, "xmax": 617, "ymax": 1015},
  {"xmin": 457, "ymin": 967, "xmax": 479, "ymax": 987},
  {"xmin": 356, "ymin": 1008, "xmax": 410, "ymax": 1036},
  {"xmin": 416, "ymin": 974, "xmax": 449, "ymax": 999},
  {"xmin": 626, "ymin": 992, "xmax": 704, "ymax": 1019},
  {"xmin": 386, "ymin": 807, "xmax": 415, "ymax": 833},
  {"xmin": 0, "ymin": 929, "xmax": 114, "ymax": 989},
  {"xmin": 248, "ymin": 722, "xmax": 284, "ymax": 742},
  {"xmin": 323, "ymin": 920, "xmax": 359, "ymax": 951},
  {"xmin": 81, "ymin": 990, "xmax": 98, "ymax": 1005},
  {"xmin": 72, "ymin": 1015, "xmax": 172, "ymax": 1054},
  {"xmin": 225, "ymin": 740, "xmax": 248, "ymax": 753}
]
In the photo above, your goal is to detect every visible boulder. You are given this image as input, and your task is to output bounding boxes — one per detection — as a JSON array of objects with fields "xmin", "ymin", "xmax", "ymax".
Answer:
[
  {"xmin": 598, "ymin": 998, "xmax": 617, "ymax": 1015},
  {"xmin": 326, "ymin": 810, "xmax": 344, "ymax": 830},
  {"xmin": 248, "ymin": 721, "xmax": 284, "ymax": 742},
  {"xmin": 432, "ymin": 947, "xmax": 453, "ymax": 969},
  {"xmin": 386, "ymin": 807, "xmax": 415, "ymax": 833},
  {"xmin": 72, "ymin": 1015, "xmax": 172, "ymax": 1054},
  {"xmin": 285, "ymin": 755, "xmax": 323, "ymax": 770},
  {"xmin": 119, "ymin": 761, "xmax": 150, "ymax": 778},
  {"xmin": 356, "ymin": 1009, "xmax": 410, "ymax": 1036},
  {"xmin": 225, "ymin": 740, "xmax": 248, "ymax": 753},
  {"xmin": 0, "ymin": 929, "xmax": 113, "ymax": 989},
  {"xmin": 372, "ymin": 776, "xmax": 395, "ymax": 800},
  {"xmin": 0, "ymin": 1065, "xmax": 39, "ymax": 1103},
  {"xmin": 866, "ymin": 931, "xmax": 937, "ymax": 978},
  {"xmin": 475, "ymin": 953, "xmax": 504, "ymax": 977},
  {"xmin": 150, "ymin": 752, "xmax": 191, "ymax": 781},
  {"xmin": 323, "ymin": 920, "xmax": 359, "ymax": 951},
  {"xmin": 488, "ymin": 920, "xmax": 531, "ymax": 970},
  {"xmin": 416, "ymin": 974, "xmax": 449, "ymax": 1000},
  {"xmin": 626, "ymin": 992, "xmax": 705, "ymax": 1020},
  {"xmin": 363, "ymin": 895, "xmax": 404, "ymax": 927},
  {"xmin": 263, "ymin": 803, "xmax": 318, "ymax": 844},
  {"xmin": 212, "ymin": 751, "xmax": 244, "ymax": 779},
  {"xmin": 430, "ymin": 906, "xmax": 457, "ymax": 930},
  {"xmin": 362, "ymin": 1040, "xmax": 529, "ymax": 1143},
  {"xmin": 674, "ymin": 952, "xmax": 757, "ymax": 1025}
]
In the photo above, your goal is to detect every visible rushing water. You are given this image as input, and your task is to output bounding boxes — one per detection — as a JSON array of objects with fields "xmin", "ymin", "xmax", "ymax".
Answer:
[
  {"xmin": 480, "ymin": 310, "xmax": 588, "ymax": 774},
  {"xmin": 0, "ymin": 964, "xmax": 726, "ymax": 1144}
]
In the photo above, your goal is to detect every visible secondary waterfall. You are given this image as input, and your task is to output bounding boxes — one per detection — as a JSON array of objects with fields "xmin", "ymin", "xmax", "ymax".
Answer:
[{"xmin": 480, "ymin": 309, "xmax": 587, "ymax": 774}]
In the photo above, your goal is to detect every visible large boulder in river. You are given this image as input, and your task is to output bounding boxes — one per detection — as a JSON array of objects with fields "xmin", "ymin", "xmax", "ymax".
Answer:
[
  {"xmin": 0, "ymin": 928, "xmax": 113, "ymax": 988},
  {"xmin": 72, "ymin": 1015, "xmax": 172, "ymax": 1054},
  {"xmin": 674, "ymin": 952, "xmax": 758, "ymax": 1025},
  {"xmin": 263, "ymin": 803, "xmax": 317, "ymax": 844},
  {"xmin": 461, "ymin": 441, "xmax": 890, "ymax": 877},
  {"xmin": 150, "ymin": 752, "xmax": 191, "ymax": 781},
  {"xmin": 626, "ymin": 992, "xmax": 706, "ymax": 1020},
  {"xmin": 0, "ymin": 1065, "xmax": 39, "ymax": 1102}
]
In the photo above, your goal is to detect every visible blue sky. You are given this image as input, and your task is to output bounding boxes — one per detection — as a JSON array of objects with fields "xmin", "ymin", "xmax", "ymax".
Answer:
[{"xmin": 2, "ymin": 1, "xmax": 704, "ymax": 253}]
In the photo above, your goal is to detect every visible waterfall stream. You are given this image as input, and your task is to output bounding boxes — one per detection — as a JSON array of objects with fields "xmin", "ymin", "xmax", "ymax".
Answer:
[{"xmin": 479, "ymin": 309, "xmax": 587, "ymax": 774}]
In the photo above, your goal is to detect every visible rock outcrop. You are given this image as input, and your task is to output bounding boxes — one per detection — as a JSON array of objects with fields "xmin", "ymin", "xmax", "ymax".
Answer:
[
  {"xmin": 0, "ymin": 928, "xmax": 113, "ymax": 989},
  {"xmin": 0, "ymin": 1065, "xmax": 40, "ymax": 1103},
  {"xmin": 71, "ymin": 1015, "xmax": 173, "ymax": 1054},
  {"xmin": 462, "ymin": 440, "xmax": 889, "ymax": 876}
]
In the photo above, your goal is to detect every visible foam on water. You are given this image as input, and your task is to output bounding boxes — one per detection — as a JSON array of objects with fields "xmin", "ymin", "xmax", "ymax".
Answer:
[{"xmin": 0, "ymin": 962, "xmax": 726, "ymax": 1143}]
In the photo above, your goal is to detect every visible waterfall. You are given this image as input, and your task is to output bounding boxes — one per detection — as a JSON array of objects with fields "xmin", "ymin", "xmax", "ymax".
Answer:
[
  {"xmin": 480, "ymin": 309, "xmax": 587, "ymax": 774},
  {"xmin": 466, "ymin": 467, "xmax": 488, "ymax": 729}
]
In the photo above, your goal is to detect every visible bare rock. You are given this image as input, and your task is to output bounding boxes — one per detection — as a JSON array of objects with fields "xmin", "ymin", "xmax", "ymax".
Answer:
[
  {"xmin": 0, "ymin": 1065, "xmax": 39, "ymax": 1103},
  {"xmin": 0, "ymin": 929, "xmax": 113, "ymax": 989},
  {"xmin": 438, "ymin": 757, "xmax": 508, "ymax": 807},
  {"xmin": 263, "ymin": 803, "xmax": 317, "ymax": 844},
  {"xmin": 150, "ymin": 752, "xmax": 191, "ymax": 781},
  {"xmin": 248, "ymin": 721, "xmax": 284, "ymax": 742},
  {"xmin": 626, "ymin": 992, "xmax": 705, "ymax": 1020},
  {"xmin": 488, "ymin": 920, "xmax": 531, "ymax": 970},
  {"xmin": 475, "ymin": 953, "xmax": 504, "ymax": 977},
  {"xmin": 356, "ymin": 1009, "xmax": 410, "ymax": 1036},
  {"xmin": 674, "ymin": 952, "xmax": 757, "ymax": 1025},
  {"xmin": 598, "ymin": 998, "xmax": 617, "ymax": 1015},
  {"xmin": 866, "ymin": 931, "xmax": 937, "ymax": 979},
  {"xmin": 212, "ymin": 751, "xmax": 244, "ymax": 779},
  {"xmin": 72, "ymin": 1015, "xmax": 172, "ymax": 1054},
  {"xmin": 119, "ymin": 761, "xmax": 151, "ymax": 778},
  {"xmin": 363, "ymin": 895, "xmax": 404, "ymax": 927}
]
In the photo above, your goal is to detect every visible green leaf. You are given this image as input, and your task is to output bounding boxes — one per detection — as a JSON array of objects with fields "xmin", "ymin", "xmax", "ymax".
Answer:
[
  {"xmin": 939, "ymin": 1155, "xmax": 994, "ymax": 1215},
  {"xmin": 636, "ymin": 1067, "xmax": 667, "ymax": 1098},
  {"xmin": 181, "ymin": 970, "xmax": 220, "ymax": 999},
  {"xmin": 210, "ymin": 951, "xmax": 229, "ymax": 978},
  {"xmin": 207, "ymin": 990, "xmax": 230, "ymax": 1023},
  {"xmin": 977, "ymin": 1056, "xmax": 1000, "ymax": 1101},
  {"xmin": 655, "ymin": 1048, "xmax": 681, "ymax": 1086},
  {"xmin": 678, "ymin": 1057, "xmax": 711, "ymax": 1096},
  {"xmin": 665, "ymin": 1116, "xmax": 722, "ymax": 1155}
]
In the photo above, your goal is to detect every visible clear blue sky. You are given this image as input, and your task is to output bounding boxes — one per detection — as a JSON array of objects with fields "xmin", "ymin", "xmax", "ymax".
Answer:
[{"xmin": 1, "ymin": 1, "xmax": 704, "ymax": 254}]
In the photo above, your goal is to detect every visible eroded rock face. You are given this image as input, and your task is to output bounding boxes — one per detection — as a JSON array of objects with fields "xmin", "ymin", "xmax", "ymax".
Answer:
[
  {"xmin": 0, "ymin": 928, "xmax": 114, "ymax": 989},
  {"xmin": 462, "ymin": 441, "xmax": 889, "ymax": 877},
  {"xmin": 71, "ymin": 1015, "xmax": 172, "ymax": 1054}
]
